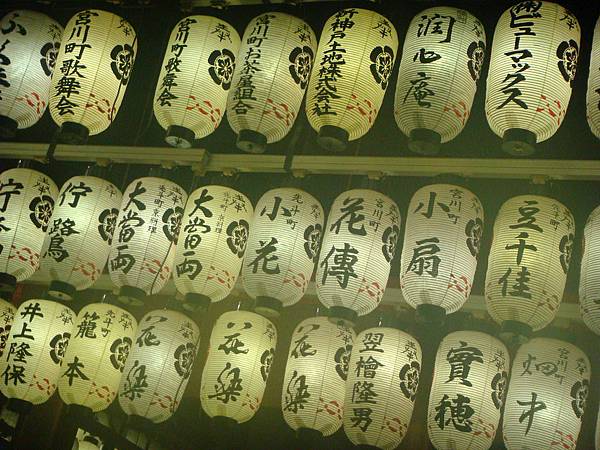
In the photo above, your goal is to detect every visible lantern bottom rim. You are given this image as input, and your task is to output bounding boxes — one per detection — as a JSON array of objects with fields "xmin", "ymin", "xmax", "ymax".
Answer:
[
  {"xmin": 327, "ymin": 306, "xmax": 357, "ymax": 327},
  {"xmin": 48, "ymin": 280, "xmax": 76, "ymax": 302},
  {"xmin": 237, "ymin": 129, "xmax": 267, "ymax": 154},
  {"xmin": 317, "ymin": 125, "xmax": 349, "ymax": 152},
  {"xmin": 58, "ymin": 122, "xmax": 89, "ymax": 145},
  {"xmin": 0, "ymin": 273, "xmax": 16, "ymax": 299},
  {"xmin": 165, "ymin": 125, "xmax": 194, "ymax": 149},
  {"xmin": 183, "ymin": 293, "xmax": 211, "ymax": 313},
  {"xmin": 499, "ymin": 320, "xmax": 532, "ymax": 346},
  {"xmin": 0, "ymin": 115, "xmax": 17, "ymax": 139},
  {"xmin": 117, "ymin": 285, "xmax": 146, "ymax": 307},
  {"xmin": 125, "ymin": 413, "xmax": 156, "ymax": 432},
  {"xmin": 212, "ymin": 415, "xmax": 238, "ymax": 428},
  {"xmin": 416, "ymin": 304, "xmax": 446, "ymax": 326},
  {"xmin": 408, "ymin": 128, "xmax": 441, "ymax": 155},
  {"xmin": 502, "ymin": 128, "xmax": 536, "ymax": 156},
  {"xmin": 254, "ymin": 296, "xmax": 282, "ymax": 318},
  {"xmin": 6, "ymin": 399, "xmax": 32, "ymax": 415}
]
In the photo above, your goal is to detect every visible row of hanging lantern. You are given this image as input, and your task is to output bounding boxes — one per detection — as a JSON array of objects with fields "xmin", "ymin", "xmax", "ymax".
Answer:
[{"xmin": 2, "ymin": 4, "xmax": 600, "ymax": 152}]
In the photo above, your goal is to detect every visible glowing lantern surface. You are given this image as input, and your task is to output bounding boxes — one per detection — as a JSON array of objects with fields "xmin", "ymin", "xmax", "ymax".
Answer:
[
  {"xmin": 242, "ymin": 188, "xmax": 323, "ymax": 315},
  {"xmin": 503, "ymin": 338, "xmax": 590, "ymax": 449},
  {"xmin": 200, "ymin": 310, "xmax": 277, "ymax": 423},
  {"xmin": 226, "ymin": 12, "xmax": 316, "ymax": 153},
  {"xmin": 0, "ymin": 10, "xmax": 62, "ymax": 137},
  {"xmin": 580, "ymin": 205, "xmax": 600, "ymax": 335},
  {"xmin": 427, "ymin": 331, "xmax": 509, "ymax": 450},
  {"xmin": 0, "ymin": 299, "xmax": 74, "ymax": 404},
  {"xmin": 282, "ymin": 316, "xmax": 355, "ymax": 436},
  {"xmin": 394, "ymin": 7, "xmax": 485, "ymax": 154},
  {"xmin": 588, "ymin": 16, "xmax": 600, "ymax": 139},
  {"xmin": 485, "ymin": 2, "xmax": 580, "ymax": 155},
  {"xmin": 118, "ymin": 309, "xmax": 199, "ymax": 423},
  {"xmin": 316, "ymin": 189, "xmax": 400, "ymax": 322},
  {"xmin": 0, "ymin": 300, "xmax": 15, "ymax": 358},
  {"xmin": 49, "ymin": 9, "xmax": 137, "ymax": 142},
  {"xmin": 174, "ymin": 185, "xmax": 253, "ymax": 311},
  {"xmin": 306, "ymin": 8, "xmax": 398, "ymax": 151},
  {"xmin": 485, "ymin": 195, "xmax": 574, "ymax": 334},
  {"xmin": 343, "ymin": 327, "xmax": 422, "ymax": 449},
  {"xmin": 154, "ymin": 16, "xmax": 240, "ymax": 148}
]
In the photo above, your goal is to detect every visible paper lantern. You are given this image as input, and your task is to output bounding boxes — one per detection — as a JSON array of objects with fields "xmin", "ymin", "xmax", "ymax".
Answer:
[
  {"xmin": 588, "ymin": 16, "xmax": 600, "ymax": 139},
  {"xmin": 503, "ymin": 338, "xmax": 590, "ymax": 449},
  {"xmin": 485, "ymin": 195, "xmax": 574, "ymax": 336},
  {"xmin": 174, "ymin": 185, "xmax": 253, "ymax": 311},
  {"xmin": 596, "ymin": 405, "xmax": 600, "ymax": 450},
  {"xmin": 580, "ymin": 205, "xmax": 600, "ymax": 335},
  {"xmin": 427, "ymin": 330, "xmax": 509, "ymax": 450},
  {"xmin": 226, "ymin": 12, "xmax": 316, "ymax": 153},
  {"xmin": 49, "ymin": 9, "xmax": 137, "ymax": 143},
  {"xmin": 200, "ymin": 310, "xmax": 277, "ymax": 423},
  {"xmin": 282, "ymin": 316, "xmax": 355, "ymax": 437},
  {"xmin": 306, "ymin": 9, "xmax": 398, "ymax": 151},
  {"xmin": 108, "ymin": 177, "xmax": 187, "ymax": 306},
  {"xmin": 153, "ymin": 16, "xmax": 241, "ymax": 148},
  {"xmin": 0, "ymin": 299, "xmax": 15, "ymax": 358},
  {"xmin": 0, "ymin": 168, "xmax": 58, "ymax": 293},
  {"xmin": 58, "ymin": 303, "xmax": 137, "ymax": 412},
  {"xmin": 242, "ymin": 188, "xmax": 324, "ymax": 316},
  {"xmin": 0, "ymin": 11, "xmax": 62, "ymax": 137},
  {"xmin": 343, "ymin": 327, "xmax": 422, "ymax": 449},
  {"xmin": 400, "ymin": 184, "xmax": 484, "ymax": 322},
  {"xmin": 0, "ymin": 299, "xmax": 74, "ymax": 404},
  {"xmin": 118, "ymin": 309, "xmax": 199, "ymax": 423},
  {"xmin": 485, "ymin": 2, "xmax": 580, "ymax": 155},
  {"xmin": 394, "ymin": 7, "xmax": 485, "ymax": 154},
  {"xmin": 39, "ymin": 176, "xmax": 122, "ymax": 301},
  {"xmin": 316, "ymin": 189, "xmax": 401, "ymax": 323}
]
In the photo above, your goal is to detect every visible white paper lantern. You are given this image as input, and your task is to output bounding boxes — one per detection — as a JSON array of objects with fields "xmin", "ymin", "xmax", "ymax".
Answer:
[
  {"xmin": 394, "ymin": 7, "xmax": 485, "ymax": 154},
  {"xmin": 118, "ymin": 309, "xmax": 199, "ymax": 423},
  {"xmin": 39, "ymin": 176, "xmax": 122, "ymax": 301},
  {"xmin": 0, "ymin": 168, "xmax": 58, "ymax": 292},
  {"xmin": 282, "ymin": 316, "xmax": 355, "ymax": 436},
  {"xmin": 343, "ymin": 327, "xmax": 422, "ymax": 449},
  {"xmin": 154, "ymin": 16, "xmax": 241, "ymax": 148},
  {"xmin": 58, "ymin": 303, "xmax": 137, "ymax": 412},
  {"xmin": 174, "ymin": 185, "xmax": 253, "ymax": 311},
  {"xmin": 427, "ymin": 330, "xmax": 509, "ymax": 450},
  {"xmin": 0, "ymin": 299, "xmax": 15, "ymax": 358},
  {"xmin": 485, "ymin": 2, "xmax": 580, "ymax": 155},
  {"xmin": 226, "ymin": 12, "xmax": 316, "ymax": 153},
  {"xmin": 0, "ymin": 299, "xmax": 74, "ymax": 404},
  {"xmin": 316, "ymin": 189, "xmax": 401, "ymax": 322},
  {"xmin": 596, "ymin": 404, "xmax": 600, "ymax": 450},
  {"xmin": 108, "ymin": 177, "xmax": 187, "ymax": 306},
  {"xmin": 588, "ymin": 16, "xmax": 600, "ymax": 139},
  {"xmin": 580, "ymin": 205, "xmax": 600, "ymax": 335},
  {"xmin": 0, "ymin": 11, "xmax": 62, "ymax": 137},
  {"xmin": 306, "ymin": 8, "xmax": 398, "ymax": 151},
  {"xmin": 49, "ymin": 9, "xmax": 137, "ymax": 143},
  {"xmin": 242, "ymin": 188, "xmax": 324, "ymax": 316},
  {"xmin": 200, "ymin": 310, "xmax": 277, "ymax": 423},
  {"xmin": 400, "ymin": 184, "xmax": 484, "ymax": 321},
  {"xmin": 485, "ymin": 195, "xmax": 574, "ymax": 335},
  {"xmin": 503, "ymin": 338, "xmax": 590, "ymax": 449}
]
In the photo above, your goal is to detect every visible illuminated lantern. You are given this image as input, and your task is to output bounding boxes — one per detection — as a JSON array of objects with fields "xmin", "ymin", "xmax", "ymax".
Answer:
[
  {"xmin": 306, "ymin": 9, "xmax": 398, "ymax": 152},
  {"xmin": 588, "ymin": 16, "xmax": 600, "ymax": 139},
  {"xmin": 316, "ymin": 189, "xmax": 400, "ymax": 323},
  {"xmin": 0, "ymin": 299, "xmax": 74, "ymax": 404},
  {"xmin": 503, "ymin": 338, "xmax": 590, "ymax": 449},
  {"xmin": 0, "ymin": 11, "xmax": 62, "ymax": 138},
  {"xmin": 108, "ymin": 177, "xmax": 186, "ymax": 306},
  {"xmin": 0, "ymin": 299, "xmax": 15, "ymax": 357},
  {"xmin": 200, "ymin": 310, "xmax": 277, "ymax": 423},
  {"xmin": 484, "ymin": 195, "xmax": 574, "ymax": 337},
  {"xmin": 485, "ymin": 2, "xmax": 580, "ymax": 155},
  {"xmin": 242, "ymin": 188, "xmax": 324, "ymax": 316},
  {"xmin": 174, "ymin": 185, "xmax": 252, "ymax": 312},
  {"xmin": 343, "ymin": 327, "xmax": 421, "ymax": 449},
  {"xmin": 57, "ymin": 303, "xmax": 136, "ymax": 412},
  {"xmin": 154, "ymin": 16, "xmax": 240, "ymax": 148},
  {"xmin": 282, "ymin": 316, "xmax": 355, "ymax": 437},
  {"xmin": 427, "ymin": 331, "xmax": 509, "ymax": 450},
  {"xmin": 580, "ymin": 205, "xmax": 600, "ymax": 335},
  {"xmin": 118, "ymin": 309, "xmax": 199, "ymax": 423},
  {"xmin": 226, "ymin": 13, "xmax": 316, "ymax": 153},
  {"xmin": 39, "ymin": 176, "xmax": 122, "ymax": 301},
  {"xmin": 596, "ymin": 406, "xmax": 600, "ymax": 450},
  {"xmin": 400, "ymin": 184, "xmax": 484, "ymax": 322},
  {"xmin": 394, "ymin": 7, "xmax": 485, "ymax": 154},
  {"xmin": 0, "ymin": 168, "xmax": 58, "ymax": 294},
  {"xmin": 49, "ymin": 9, "xmax": 137, "ymax": 143}
]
